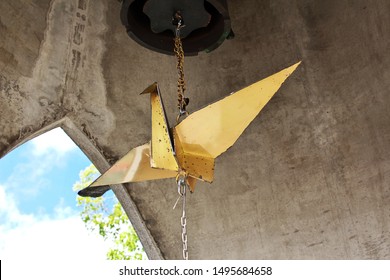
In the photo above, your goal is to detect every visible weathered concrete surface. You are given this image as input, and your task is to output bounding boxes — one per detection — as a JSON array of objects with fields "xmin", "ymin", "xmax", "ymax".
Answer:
[{"xmin": 1, "ymin": 0, "xmax": 390, "ymax": 259}]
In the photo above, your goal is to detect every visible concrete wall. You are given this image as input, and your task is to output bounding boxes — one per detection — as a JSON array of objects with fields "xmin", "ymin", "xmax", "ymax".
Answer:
[{"xmin": 1, "ymin": 0, "xmax": 389, "ymax": 259}]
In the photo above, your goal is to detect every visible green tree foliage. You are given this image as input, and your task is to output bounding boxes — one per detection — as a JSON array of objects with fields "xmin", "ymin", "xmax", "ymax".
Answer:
[{"xmin": 73, "ymin": 164, "xmax": 146, "ymax": 260}]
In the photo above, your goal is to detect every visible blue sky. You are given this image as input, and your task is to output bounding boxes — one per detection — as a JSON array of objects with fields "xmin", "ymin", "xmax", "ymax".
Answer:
[{"xmin": 0, "ymin": 128, "xmax": 114, "ymax": 261}]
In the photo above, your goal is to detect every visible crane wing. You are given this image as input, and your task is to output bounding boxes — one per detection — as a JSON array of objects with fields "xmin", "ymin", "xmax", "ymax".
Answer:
[
  {"xmin": 174, "ymin": 62, "xmax": 301, "ymax": 159},
  {"xmin": 78, "ymin": 143, "xmax": 177, "ymax": 197}
]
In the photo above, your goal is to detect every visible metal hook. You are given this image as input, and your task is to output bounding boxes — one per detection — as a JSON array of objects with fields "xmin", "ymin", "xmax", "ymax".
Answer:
[
  {"xmin": 173, "ymin": 173, "xmax": 189, "ymax": 209},
  {"xmin": 178, "ymin": 177, "xmax": 186, "ymax": 195},
  {"xmin": 173, "ymin": 11, "xmax": 185, "ymax": 37},
  {"xmin": 176, "ymin": 110, "xmax": 189, "ymax": 123},
  {"xmin": 176, "ymin": 22, "xmax": 182, "ymax": 37}
]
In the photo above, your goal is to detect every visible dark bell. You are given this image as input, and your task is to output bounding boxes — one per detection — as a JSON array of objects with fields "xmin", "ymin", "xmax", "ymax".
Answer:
[{"xmin": 120, "ymin": 0, "xmax": 234, "ymax": 56}]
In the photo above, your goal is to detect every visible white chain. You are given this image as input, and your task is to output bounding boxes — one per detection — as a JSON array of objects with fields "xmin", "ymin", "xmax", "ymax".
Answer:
[
  {"xmin": 181, "ymin": 182, "xmax": 188, "ymax": 260},
  {"xmin": 175, "ymin": 177, "xmax": 189, "ymax": 260}
]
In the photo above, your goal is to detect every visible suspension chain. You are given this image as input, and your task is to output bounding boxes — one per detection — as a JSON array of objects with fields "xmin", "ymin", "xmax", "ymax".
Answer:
[
  {"xmin": 175, "ymin": 175, "xmax": 189, "ymax": 260},
  {"xmin": 174, "ymin": 13, "xmax": 189, "ymax": 122},
  {"xmin": 173, "ymin": 12, "xmax": 189, "ymax": 260}
]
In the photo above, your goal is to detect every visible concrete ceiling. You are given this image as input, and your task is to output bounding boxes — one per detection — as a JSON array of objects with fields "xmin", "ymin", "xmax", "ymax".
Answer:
[{"xmin": 1, "ymin": 0, "xmax": 390, "ymax": 259}]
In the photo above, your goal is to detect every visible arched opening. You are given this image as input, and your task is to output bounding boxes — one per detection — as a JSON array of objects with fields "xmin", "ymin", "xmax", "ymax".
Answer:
[{"xmin": 0, "ymin": 126, "xmax": 145, "ymax": 260}]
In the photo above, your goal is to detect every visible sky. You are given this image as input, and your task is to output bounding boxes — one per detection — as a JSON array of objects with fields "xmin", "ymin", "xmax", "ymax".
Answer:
[{"xmin": 0, "ymin": 128, "xmax": 115, "ymax": 261}]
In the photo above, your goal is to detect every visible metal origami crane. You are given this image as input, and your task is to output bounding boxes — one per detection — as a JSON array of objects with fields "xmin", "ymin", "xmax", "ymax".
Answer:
[{"xmin": 78, "ymin": 62, "xmax": 301, "ymax": 197}]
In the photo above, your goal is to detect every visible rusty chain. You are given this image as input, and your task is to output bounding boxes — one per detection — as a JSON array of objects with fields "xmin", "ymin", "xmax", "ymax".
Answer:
[
  {"xmin": 174, "ymin": 14, "xmax": 189, "ymax": 122},
  {"xmin": 172, "ymin": 12, "xmax": 190, "ymax": 261}
]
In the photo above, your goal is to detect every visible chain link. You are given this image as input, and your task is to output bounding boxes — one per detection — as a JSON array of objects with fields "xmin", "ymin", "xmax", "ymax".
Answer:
[
  {"xmin": 174, "ymin": 17, "xmax": 189, "ymax": 122},
  {"xmin": 173, "ymin": 12, "xmax": 189, "ymax": 260},
  {"xmin": 176, "ymin": 175, "xmax": 189, "ymax": 260}
]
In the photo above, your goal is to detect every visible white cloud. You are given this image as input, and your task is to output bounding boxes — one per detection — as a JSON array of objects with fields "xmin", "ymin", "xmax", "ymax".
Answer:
[
  {"xmin": 53, "ymin": 197, "xmax": 78, "ymax": 219},
  {"xmin": 0, "ymin": 184, "xmax": 35, "ymax": 228},
  {"xmin": 4, "ymin": 152, "xmax": 53, "ymax": 197},
  {"xmin": 0, "ymin": 129, "xmax": 126, "ymax": 280},
  {"xmin": 0, "ymin": 184, "xmax": 113, "ymax": 262},
  {"xmin": 30, "ymin": 127, "xmax": 77, "ymax": 156},
  {"xmin": 3, "ymin": 128, "xmax": 78, "ymax": 197},
  {"xmin": 0, "ymin": 216, "xmax": 112, "ymax": 260}
]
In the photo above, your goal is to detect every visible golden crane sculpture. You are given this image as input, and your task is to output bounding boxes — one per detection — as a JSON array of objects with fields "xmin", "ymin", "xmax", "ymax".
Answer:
[{"xmin": 79, "ymin": 62, "xmax": 301, "ymax": 197}]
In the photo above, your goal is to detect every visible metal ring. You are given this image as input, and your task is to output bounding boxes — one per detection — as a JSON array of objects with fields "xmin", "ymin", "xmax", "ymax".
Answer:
[{"xmin": 176, "ymin": 111, "xmax": 189, "ymax": 123}]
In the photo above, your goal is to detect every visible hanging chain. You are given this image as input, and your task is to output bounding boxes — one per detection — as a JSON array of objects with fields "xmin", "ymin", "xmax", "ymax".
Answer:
[
  {"xmin": 174, "ymin": 174, "xmax": 189, "ymax": 260},
  {"xmin": 174, "ymin": 12, "xmax": 189, "ymax": 122},
  {"xmin": 172, "ymin": 12, "xmax": 189, "ymax": 260}
]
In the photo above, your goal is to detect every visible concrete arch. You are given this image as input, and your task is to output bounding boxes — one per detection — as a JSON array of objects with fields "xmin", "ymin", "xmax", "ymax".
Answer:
[
  {"xmin": 60, "ymin": 117, "xmax": 164, "ymax": 260},
  {"xmin": 2, "ymin": 116, "xmax": 164, "ymax": 260}
]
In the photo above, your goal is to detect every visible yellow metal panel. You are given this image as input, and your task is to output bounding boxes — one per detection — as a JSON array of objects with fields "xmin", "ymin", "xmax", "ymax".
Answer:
[
  {"xmin": 142, "ymin": 83, "xmax": 179, "ymax": 171},
  {"xmin": 174, "ymin": 130, "xmax": 215, "ymax": 182},
  {"xmin": 90, "ymin": 143, "xmax": 177, "ymax": 187},
  {"xmin": 186, "ymin": 176, "xmax": 198, "ymax": 193},
  {"xmin": 174, "ymin": 62, "xmax": 301, "ymax": 158},
  {"xmin": 85, "ymin": 63, "xmax": 301, "ymax": 195},
  {"xmin": 182, "ymin": 152, "xmax": 214, "ymax": 182}
]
